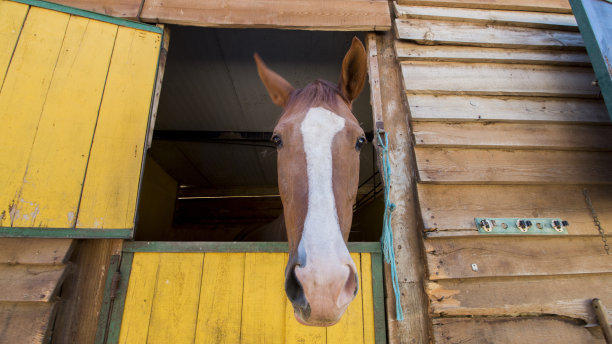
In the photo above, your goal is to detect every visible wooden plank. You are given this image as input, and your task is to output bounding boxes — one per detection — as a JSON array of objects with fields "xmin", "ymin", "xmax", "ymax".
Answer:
[
  {"xmin": 432, "ymin": 317, "xmax": 605, "ymax": 344},
  {"xmin": 240, "ymin": 252, "xmax": 287, "ymax": 343},
  {"xmin": 139, "ymin": 0, "xmax": 391, "ymax": 31},
  {"xmin": 195, "ymin": 253, "xmax": 245, "ymax": 344},
  {"xmin": 117, "ymin": 252, "xmax": 160, "ymax": 344},
  {"xmin": 285, "ymin": 298, "xmax": 326, "ymax": 344},
  {"xmin": 366, "ymin": 34, "xmax": 384, "ymax": 130},
  {"xmin": 11, "ymin": 17, "xmax": 117, "ymax": 228},
  {"xmin": 0, "ymin": 302, "xmax": 56, "ymax": 344},
  {"xmin": 401, "ymin": 62, "xmax": 599, "ymax": 98},
  {"xmin": 147, "ymin": 253, "xmax": 204, "ymax": 344},
  {"xmin": 592, "ymin": 299, "xmax": 612, "ymax": 343},
  {"xmin": 426, "ymin": 274, "xmax": 612, "ymax": 324},
  {"xmin": 361, "ymin": 254, "xmax": 376, "ymax": 344},
  {"xmin": 417, "ymin": 184, "xmax": 612, "ymax": 237},
  {"xmin": 123, "ymin": 241, "xmax": 381, "ymax": 253},
  {"xmin": 425, "ymin": 237, "xmax": 612, "ymax": 279},
  {"xmin": 396, "ymin": 0, "xmax": 573, "ymax": 13},
  {"xmin": 394, "ymin": 3, "xmax": 577, "ymax": 30},
  {"xmin": 0, "ymin": 1, "xmax": 28, "ymax": 89},
  {"xmin": 415, "ymin": 148, "xmax": 612, "ymax": 184},
  {"xmin": 76, "ymin": 27, "xmax": 160, "ymax": 229},
  {"xmin": 38, "ymin": 0, "xmax": 141, "ymax": 19},
  {"xmin": 0, "ymin": 238, "xmax": 73, "ymax": 265},
  {"xmin": 407, "ymin": 94, "xmax": 609, "ymax": 123},
  {"xmin": 413, "ymin": 122, "xmax": 612, "ymax": 150},
  {"xmin": 395, "ymin": 42, "xmax": 591, "ymax": 65},
  {"xmin": 327, "ymin": 253, "xmax": 365, "ymax": 344},
  {"xmin": 395, "ymin": 19, "xmax": 584, "ymax": 49},
  {"xmin": 146, "ymin": 25, "xmax": 170, "ymax": 149},
  {"xmin": 0, "ymin": 7, "xmax": 69, "ymax": 227},
  {"xmin": 0, "ymin": 264, "xmax": 66, "ymax": 302}
]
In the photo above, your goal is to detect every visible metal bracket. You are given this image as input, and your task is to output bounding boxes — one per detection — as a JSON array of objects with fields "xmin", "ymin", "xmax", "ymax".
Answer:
[{"xmin": 475, "ymin": 218, "xmax": 569, "ymax": 234}]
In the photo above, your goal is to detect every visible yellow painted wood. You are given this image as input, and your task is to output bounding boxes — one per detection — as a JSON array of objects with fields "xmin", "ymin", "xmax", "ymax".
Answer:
[
  {"xmin": 76, "ymin": 26, "xmax": 161, "ymax": 229},
  {"xmin": 11, "ymin": 17, "xmax": 117, "ymax": 228},
  {"xmin": 327, "ymin": 253, "xmax": 364, "ymax": 344},
  {"xmin": 0, "ymin": 7, "xmax": 69, "ymax": 227},
  {"xmin": 118, "ymin": 252, "xmax": 160, "ymax": 344},
  {"xmin": 147, "ymin": 252, "xmax": 204, "ymax": 344},
  {"xmin": 241, "ymin": 252, "xmax": 287, "ymax": 344},
  {"xmin": 195, "ymin": 253, "xmax": 245, "ymax": 344},
  {"xmin": 285, "ymin": 291, "xmax": 326, "ymax": 344},
  {"xmin": 360, "ymin": 253, "xmax": 375, "ymax": 344},
  {"xmin": 0, "ymin": 1, "xmax": 28, "ymax": 89}
]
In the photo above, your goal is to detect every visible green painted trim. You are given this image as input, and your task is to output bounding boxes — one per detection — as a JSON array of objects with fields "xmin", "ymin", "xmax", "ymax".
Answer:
[
  {"xmin": 95, "ymin": 255, "xmax": 121, "ymax": 344},
  {"xmin": 0, "ymin": 227, "xmax": 133, "ymax": 239},
  {"xmin": 569, "ymin": 0, "xmax": 612, "ymax": 120},
  {"xmin": 10, "ymin": 0, "xmax": 162, "ymax": 34},
  {"xmin": 475, "ymin": 218, "xmax": 569, "ymax": 235},
  {"xmin": 371, "ymin": 252, "xmax": 387, "ymax": 344},
  {"xmin": 122, "ymin": 241, "xmax": 382, "ymax": 253},
  {"xmin": 106, "ymin": 252, "xmax": 134, "ymax": 344}
]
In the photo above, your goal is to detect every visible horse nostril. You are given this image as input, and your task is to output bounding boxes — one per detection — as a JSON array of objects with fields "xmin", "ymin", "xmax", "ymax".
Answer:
[
  {"xmin": 285, "ymin": 265, "xmax": 306, "ymax": 304},
  {"xmin": 339, "ymin": 264, "xmax": 359, "ymax": 307}
]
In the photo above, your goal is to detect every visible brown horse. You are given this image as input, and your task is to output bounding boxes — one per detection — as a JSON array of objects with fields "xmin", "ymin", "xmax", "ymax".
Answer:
[{"xmin": 254, "ymin": 37, "xmax": 368, "ymax": 326}]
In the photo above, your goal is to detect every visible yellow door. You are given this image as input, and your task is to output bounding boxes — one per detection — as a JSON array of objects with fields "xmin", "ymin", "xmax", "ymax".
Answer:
[{"xmin": 0, "ymin": 0, "xmax": 163, "ymax": 238}]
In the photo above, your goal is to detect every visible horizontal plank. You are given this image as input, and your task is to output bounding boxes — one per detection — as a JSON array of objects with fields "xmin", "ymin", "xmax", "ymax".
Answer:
[
  {"xmin": 415, "ymin": 148, "xmax": 612, "ymax": 184},
  {"xmin": 395, "ymin": 42, "xmax": 591, "ymax": 65},
  {"xmin": 394, "ymin": 3, "xmax": 577, "ymax": 30},
  {"xmin": 140, "ymin": 0, "xmax": 391, "ymax": 30},
  {"xmin": 396, "ymin": 19, "xmax": 584, "ymax": 49},
  {"xmin": 0, "ymin": 239, "xmax": 74, "ymax": 265},
  {"xmin": 426, "ymin": 274, "xmax": 612, "ymax": 323},
  {"xmin": 413, "ymin": 122, "xmax": 612, "ymax": 150},
  {"xmin": 0, "ymin": 302, "xmax": 57, "ymax": 344},
  {"xmin": 0, "ymin": 264, "xmax": 67, "ymax": 302},
  {"xmin": 432, "ymin": 317, "xmax": 605, "ymax": 344},
  {"xmin": 407, "ymin": 95, "xmax": 609, "ymax": 123},
  {"xmin": 397, "ymin": 0, "xmax": 573, "ymax": 13},
  {"xmin": 425, "ymin": 236, "xmax": 612, "ymax": 279},
  {"xmin": 417, "ymin": 184, "xmax": 612, "ymax": 236},
  {"xmin": 39, "ymin": 0, "xmax": 140, "ymax": 18},
  {"xmin": 401, "ymin": 62, "xmax": 599, "ymax": 97}
]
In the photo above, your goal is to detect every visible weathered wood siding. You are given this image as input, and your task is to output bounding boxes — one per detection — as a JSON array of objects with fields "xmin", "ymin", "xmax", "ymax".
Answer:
[
  {"xmin": 394, "ymin": 0, "xmax": 611, "ymax": 342},
  {"xmin": 0, "ymin": 0, "xmax": 161, "ymax": 236}
]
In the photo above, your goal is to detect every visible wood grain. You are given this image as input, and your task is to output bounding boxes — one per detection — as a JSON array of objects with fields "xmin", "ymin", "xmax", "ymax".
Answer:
[
  {"xmin": 401, "ymin": 62, "xmax": 599, "ymax": 98},
  {"xmin": 0, "ymin": 238, "xmax": 74, "ymax": 265},
  {"xmin": 417, "ymin": 184, "xmax": 612, "ymax": 236},
  {"xmin": 394, "ymin": 3, "xmax": 577, "ymax": 30},
  {"xmin": 0, "ymin": 264, "xmax": 66, "ymax": 302},
  {"xmin": 413, "ymin": 122, "xmax": 612, "ymax": 150},
  {"xmin": 0, "ymin": 302, "xmax": 57, "ymax": 344},
  {"xmin": 426, "ymin": 274, "xmax": 612, "ymax": 323},
  {"xmin": 43, "ymin": 0, "xmax": 141, "ymax": 18},
  {"xmin": 406, "ymin": 94, "xmax": 609, "ymax": 123},
  {"xmin": 0, "ymin": 1, "xmax": 28, "ymax": 89},
  {"xmin": 415, "ymin": 148, "xmax": 612, "ymax": 184},
  {"xmin": 432, "ymin": 317, "xmax": 604, "ymax": 344},
  {"xmin": 139, "ymin": 0, "xmax": 391, "ymax": 31},
  {"xmin": 395, "ymin": 41, "xmax": 591, "ymax": 65},
  {"xmin": 360, "ymin": 254, "xmax": 376, "ymax": 344},
  {"xmin": 425, "ymin": 237, "xmax": 612, "ymax": 279},
  {"xmin": 396, "ymin": 0, "xmax": 573, "ymax": 13}
]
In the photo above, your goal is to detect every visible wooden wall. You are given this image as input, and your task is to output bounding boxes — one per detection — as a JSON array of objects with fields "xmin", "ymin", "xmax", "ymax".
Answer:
[{"xmin": 394, "ymin": 0, "xmax": 611, "ymax": 342}]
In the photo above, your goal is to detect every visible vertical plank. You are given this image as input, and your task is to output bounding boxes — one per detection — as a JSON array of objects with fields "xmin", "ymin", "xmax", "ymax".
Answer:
[
  {"xmin": 11, "ymin": 17, "xmax": 117, "ymax": 228},
  {"xmin": 0, "ymin": 7, "xmax": 69, "ymax": 227},
  {"xmin": 195, "ymin": 253, "xmax": 245, "ymax": 344},
  {"xmin": 117, "ymin": 252, "xmax": 160, "ymax": 344},
  {"xmin": 361, "ymin": 253, "xmax": 376, "ymax": 344},
  {"xmin": 0, "ymin": 1, "xmax": 28, "ymax": 89},
  {"xmin": 327, "ymin": 252, "xmax": 364, "ymax": 344},
  {"xmin": 147, "ymin": 252, "xmax": 204, "ymax": 344},
  {"xmin": 241, "ymin": 252, "xmax": 287, "ymax": 344},
  {"xmin": 76, "ymin": 26, "xmax": 161, "ymax": 229},
  {"xmin": 285, "ymin": 293, "xmax": 327, "ymax": 344}
]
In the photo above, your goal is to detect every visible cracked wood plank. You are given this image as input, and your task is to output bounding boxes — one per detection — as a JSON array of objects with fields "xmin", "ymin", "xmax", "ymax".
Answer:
[
  {"xmin": 0, "ymin": 238, "xmax": 74, "ymax": 265},
  {"xmin": 0, "ymin": 302, "xmax": 57, "ymax": 344},
  {"xmin": 396, "ymin": 0, "xmax": 573, "ymax": 13},
  {"xmin": 0, "ymin": 263, "xmax": 67, "ymax": 302}
]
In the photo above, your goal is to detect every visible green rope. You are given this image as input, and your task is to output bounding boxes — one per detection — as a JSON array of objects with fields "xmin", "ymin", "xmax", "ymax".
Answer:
[{"xmin": 376, "ymin": 129, "xmax": 404, "ymax": 321}]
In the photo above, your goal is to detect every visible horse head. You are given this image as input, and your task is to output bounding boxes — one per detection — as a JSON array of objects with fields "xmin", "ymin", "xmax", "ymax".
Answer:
[{"xmin": 255, "ymin": 37, "xmax": 367, "ymax": 326}]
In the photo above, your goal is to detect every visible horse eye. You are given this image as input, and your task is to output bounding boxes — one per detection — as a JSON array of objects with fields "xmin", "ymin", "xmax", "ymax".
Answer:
[
  {"xmin": 355, "ymin": 137, "xmax": 366, "ymax": 151},
  {"xmin": 272, "ymin": 135, "xmax": 283, "ymax": 148}
]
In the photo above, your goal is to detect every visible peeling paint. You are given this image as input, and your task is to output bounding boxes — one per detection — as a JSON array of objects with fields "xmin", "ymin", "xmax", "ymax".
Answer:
[{"xmin": 67, "ymin": 211, "xmax": 75, "ymax": 226}]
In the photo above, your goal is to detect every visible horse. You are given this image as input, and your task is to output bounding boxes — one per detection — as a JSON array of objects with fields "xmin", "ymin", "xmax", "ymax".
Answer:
[{"xmin": 254, "ymin": 37, "xmax": 368, "ymax": 327}]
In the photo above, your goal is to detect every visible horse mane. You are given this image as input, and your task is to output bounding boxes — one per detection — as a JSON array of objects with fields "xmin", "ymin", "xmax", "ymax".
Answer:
[{"xmin": 283, "ymin": 79, "xmax": 348, "ymax": 116}]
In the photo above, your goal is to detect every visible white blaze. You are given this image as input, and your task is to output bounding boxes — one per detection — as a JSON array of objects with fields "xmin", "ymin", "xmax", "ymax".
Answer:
[{"xmin": 298, "ymin": 107, "xmax": 348, "ymax": 264}]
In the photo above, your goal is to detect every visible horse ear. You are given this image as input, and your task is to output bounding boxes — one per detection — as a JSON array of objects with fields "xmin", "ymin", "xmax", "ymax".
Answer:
[
  {"xmin": 339, "ymin": 37, "xmax": 367, "ymax": 105},
  {"xmin": 254, "ymin": 53, "xmax": 295, "ymax": 108}
]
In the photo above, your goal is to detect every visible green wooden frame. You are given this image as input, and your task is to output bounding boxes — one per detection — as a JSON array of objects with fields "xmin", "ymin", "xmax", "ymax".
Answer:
[
  {"xmin": 0, "ymin": 227, "xmax": 132, "ymax": 238},
  {"xmin": 96, "ymin": 241, "xmax": 387, "ymax": 344}
]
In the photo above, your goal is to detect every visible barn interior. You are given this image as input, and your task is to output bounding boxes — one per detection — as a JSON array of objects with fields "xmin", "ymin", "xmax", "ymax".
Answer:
[{"xmin": 134, "ymin": 26, "xmax": 383, "ymax": 241}]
